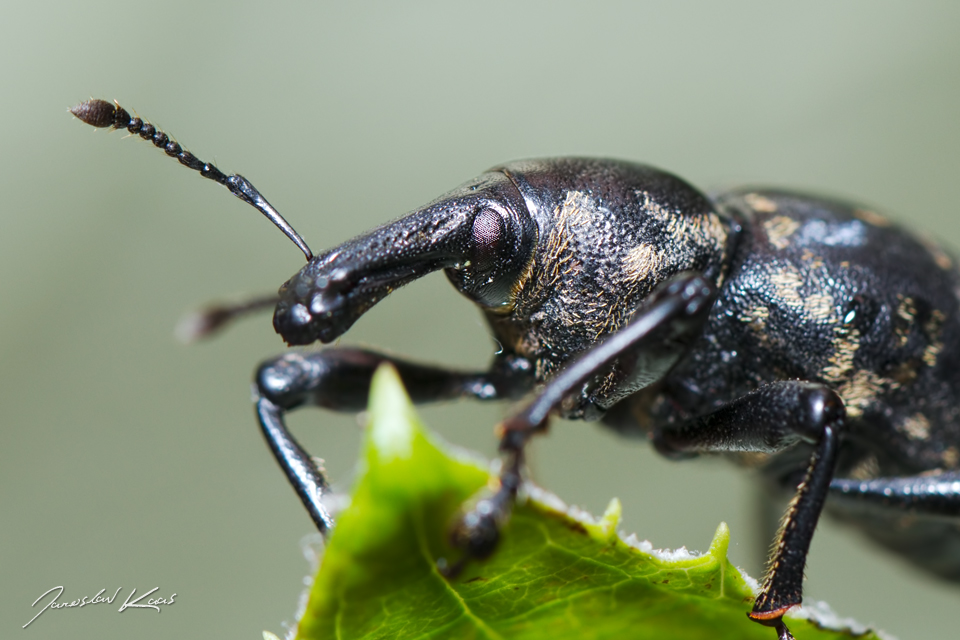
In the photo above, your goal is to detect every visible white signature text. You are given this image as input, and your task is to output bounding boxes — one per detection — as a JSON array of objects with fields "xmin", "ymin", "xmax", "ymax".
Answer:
[{"xmin": 24, "ymin": 586, "xmax": 176, "ymax": 628}]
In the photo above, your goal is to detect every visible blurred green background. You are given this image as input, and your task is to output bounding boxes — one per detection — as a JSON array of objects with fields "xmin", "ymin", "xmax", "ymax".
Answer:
[{"xmin": 2, "ymin": 2, "xmax": 959, "ymax": 638}]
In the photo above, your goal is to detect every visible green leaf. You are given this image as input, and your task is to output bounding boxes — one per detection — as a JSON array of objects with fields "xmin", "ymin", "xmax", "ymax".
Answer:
[{"xmin": 291, "ymin": 365, "xmax": 884, "ymax": 640}]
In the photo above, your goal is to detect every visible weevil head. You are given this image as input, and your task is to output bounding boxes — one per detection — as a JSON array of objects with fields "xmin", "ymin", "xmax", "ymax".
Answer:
[
  {"xmin": 273, "ymin": 158, "xmax": 733, "ymax": 367},
  {"xmin": 273, "ymin": 170, "xmax": 537, "ymax": 345}
]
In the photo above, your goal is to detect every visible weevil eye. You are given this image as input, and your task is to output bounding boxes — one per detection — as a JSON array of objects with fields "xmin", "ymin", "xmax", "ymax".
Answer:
[
  {"xmin": 471, "ymin": 208, "xmax": 506, "ymax": 272},
  {"xmin": 446, "ymin": 205, "xmax": 535, "ymax": 311}
]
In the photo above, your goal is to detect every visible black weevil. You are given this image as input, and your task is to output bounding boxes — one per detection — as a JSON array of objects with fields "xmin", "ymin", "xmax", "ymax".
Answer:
[{"xmin": 71, "ymin": 99, "xmax": 960, "ymax": 640}]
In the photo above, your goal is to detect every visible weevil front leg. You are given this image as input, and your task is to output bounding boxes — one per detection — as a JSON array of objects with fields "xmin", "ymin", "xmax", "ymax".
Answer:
[
  {"xmin": 450, "ymin": 273, "xmax": 717, "ymax": 560},
  {"xmin": 654, "ymin": 381, "xmax": 846, "ymax": 640},
  {"xmin": 254, "ymin": 347, "xmax": 535, "ymax": 536}
]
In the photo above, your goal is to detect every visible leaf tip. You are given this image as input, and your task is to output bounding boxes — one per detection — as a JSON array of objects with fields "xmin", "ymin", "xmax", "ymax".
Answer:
[
  {"xmin": 707, "ymin": 521, "xmax": 731, "ymax": 563},
  {"xmin": 367, "ymin": 364, "xmax": 417, "ymax": 461},
  {"xmin": 585, "ymin": 497, "xmax": 622, "ymax": 542}
]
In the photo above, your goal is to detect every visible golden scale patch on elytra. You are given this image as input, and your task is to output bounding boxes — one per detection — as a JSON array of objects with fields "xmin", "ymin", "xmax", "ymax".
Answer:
[
  {"xmin": 888, "ymin": 360, "xmax": 920, "ymax": 386},
  {"xmin": 853, "ymin": 208, "xmax": 892, "ymax": 228},
  {"xmin": 765, "ymin": 259, "xmax": 897, "ymax": 419},
  {"xmin": 799, "ymin": 249, "xmax": 825, "ymax": 270},
  {"xmin": 899, "ymin": 413, "xmax": 932, "ymax": 441},
  {"xmin": 769, "ymin": 265, "xmax": 806, "ymax": 309},
  {"xmin": 804, "ymin": 293, "xmax": 835, "ymax": 322},
  {"xmin": 894, "ymin": 295, "xmax": 917, "ymax": 348},
  {"xmin": 924, "ymin": 340, "xmax": 944, "ymax": 368},
  {"xmin": 837, "ymin": 370, "xmax": 892, "ymax": 420},
  {"xmin": 820, "ymin": 322, "xmax": 897, "ymax": 419},
  {"xmin": 738, "ymin": 307, "xmax": 772, "ymax": 351},
  {"xmin": 740, "ymin": 304, "xmax": 770, "ymax": 336},
  {"xmin": 743, "ymin": 192, "xmax": 779, "ymax": 213},
  {"xmin": 821, "ymin": 326, "xmax": 861, "ymax": 384},
  {"xmin": 763, "ymin": 215, "xmax": 801, "ymax": 250},
  {"xmin": 923, "ymin": 309, "xmax": 946, "ymax": 368},
  {"xmin": 768, "ymin": 264, "xmax": 837, "ymax": 323}
]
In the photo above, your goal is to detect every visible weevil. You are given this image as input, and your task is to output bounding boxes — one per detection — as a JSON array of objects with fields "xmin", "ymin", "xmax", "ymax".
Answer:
[{"xmin": 71, "ymin": 98, "xmax": 960, "ymax": 640}]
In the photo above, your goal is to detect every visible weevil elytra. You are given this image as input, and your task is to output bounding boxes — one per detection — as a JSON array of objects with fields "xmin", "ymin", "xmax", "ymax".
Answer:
[{"xmin": 71, "ymin": 99, "xmax": 960, "ymax": 640}]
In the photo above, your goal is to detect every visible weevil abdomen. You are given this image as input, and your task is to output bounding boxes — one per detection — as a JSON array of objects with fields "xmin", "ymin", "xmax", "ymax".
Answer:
[{"xmin": 662, "ymin": 189, "xmax": 960, "ymax": 470}]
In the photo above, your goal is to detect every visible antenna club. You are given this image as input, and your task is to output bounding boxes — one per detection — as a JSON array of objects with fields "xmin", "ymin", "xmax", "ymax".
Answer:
[{"xmin": 70, "ymin": 99, "xmax": 129, "ymax": 129}]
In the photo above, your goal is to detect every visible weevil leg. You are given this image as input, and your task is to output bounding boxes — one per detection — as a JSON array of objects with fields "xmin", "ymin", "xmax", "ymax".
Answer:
[
  {"xmin": 654, "ymin": 381, "xmax": 846, "ymax": 638},
  {"xmin": 829, "ymin": 471, "xmax": 960, "ymax": 516},
  {"xmin": 254, "ymin": 347, "xmax": 534, "ymax": 534},
  {"xmin": 256, "ymin": 396, "xmax": 335, "ymax": 535},
  {"xmin": 450, "ymin": 273, "xmax": 717, "ymax": 560}
]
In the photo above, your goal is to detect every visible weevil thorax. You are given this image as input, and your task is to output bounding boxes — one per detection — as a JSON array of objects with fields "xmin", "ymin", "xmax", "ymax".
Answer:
[
  {"xmin": 273, "ymin": 170, "xmax": 536, "ymax": 345},
  {"xmin": 484, "ymin": 158, "xmax": 733, "ymax": 382}
]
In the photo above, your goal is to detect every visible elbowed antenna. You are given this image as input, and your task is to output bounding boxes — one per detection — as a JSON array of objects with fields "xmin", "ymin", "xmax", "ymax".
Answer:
[{"xmin": 70, "ymin": 99, "xmax": 314, "ymax": 261}]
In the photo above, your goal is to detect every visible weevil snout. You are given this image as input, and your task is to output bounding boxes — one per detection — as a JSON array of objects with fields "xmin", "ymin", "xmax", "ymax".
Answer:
[{"xmin": 273, "ymin": 171, "xmax": 537, "ymax": 346}]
